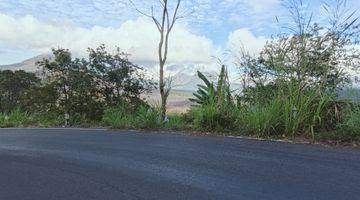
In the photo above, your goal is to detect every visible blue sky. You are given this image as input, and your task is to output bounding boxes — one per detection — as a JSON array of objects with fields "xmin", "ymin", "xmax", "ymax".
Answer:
[{"xmin": 0, "ymin": 0, "xmax": 359, "ymax": 69}]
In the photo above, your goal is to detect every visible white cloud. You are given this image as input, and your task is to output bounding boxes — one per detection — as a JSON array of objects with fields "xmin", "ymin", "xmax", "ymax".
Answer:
[
  {"xmin": 0, "ymin": 14, "xmax": 214, "ymax": 66},
  {"xmin": 227, "ymin": 28, "xmax": 268, "ymax": 56},
  {"xmin": 244, "ymin": 0, "xmax": 280, "ymax": 12}
]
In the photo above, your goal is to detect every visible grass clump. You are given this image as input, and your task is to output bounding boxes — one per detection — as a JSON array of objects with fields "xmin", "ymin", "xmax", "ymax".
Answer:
[
  {"xmin": 238, "ymin": 100, "xmax": 282, "ymax": 136},
  {"xmin": 0, "ymin": 108, "xmax": 33, "ymax": 127},
  {"xmin": 102, "ymin": 106, "xmax": 133, "ymax": 129},
  {"xmin": 237, "ymin": 84, "xmax": 333, "ymax": 139},
  {"xmin": 134, "ymin": 106, "xmax": 161, "ymax": 129},
  {"xmin": 102, "ymin": 103, "xmax": 162, "ymax": 130},
  {"xmin": 324, "ymin": 105, "xmax": 360, "ymax": 143},
  {"xmin": 164, "ymin": 114, "xmax": 186, "ymax": 130}
]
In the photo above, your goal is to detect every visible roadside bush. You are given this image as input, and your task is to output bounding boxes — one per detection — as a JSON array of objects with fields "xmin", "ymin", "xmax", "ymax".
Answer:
[
  {"xmin": 0, "ymin": 109, "xmax": 33, "ymax": 127},
  {"xmin": 164, "ymin": 114, "xmax": 187, "ymax": 130},
  {"xmin": 188, "ymin": 65, "xmax": 238, "ymax": 132},
  {"xmin": 31, "ymin": 113, "xmax": 63, "ymax": 128},
  {"xmin": 238, "ymin": 99, "xmax": 282, "ymax": 136},
  {"xmin": 134, "ymin": 106, "xmax": 161, "ymax": 129},
  {"xmin": 334, "ymin": 106, "xmax": 360, "ymax": 142},
  {"xmin": 0, "ymin": 113, "xmax": 6, "ymax": 127},
  {"xmin": 102, "ymin": 106, "xmax": 132, "ymax": 129},
  {"xmin": 189, "ymin": 102, "xmax": 237, "ymax": 132},
  {"xmin": 279, "ymin": 86, "xmax": 333, "ymax": 139},
  {"xmin": 102, "ymin": 102, "xmax": 162, "ymax": 129},
  {"xmin": 236, "ymin": 82, "xmax": 334, "ymax": 139}
]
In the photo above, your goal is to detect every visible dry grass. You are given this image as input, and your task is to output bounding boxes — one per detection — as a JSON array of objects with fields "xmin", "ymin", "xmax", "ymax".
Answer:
[{"xmin": 143, "ymin": 90, "xmax": 194, "ymax": 114}]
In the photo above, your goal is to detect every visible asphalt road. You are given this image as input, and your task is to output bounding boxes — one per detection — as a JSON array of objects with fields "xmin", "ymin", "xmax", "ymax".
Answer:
[{"xmin": 0, "ymin": 129, "xmax": 359, "ymax": 200}]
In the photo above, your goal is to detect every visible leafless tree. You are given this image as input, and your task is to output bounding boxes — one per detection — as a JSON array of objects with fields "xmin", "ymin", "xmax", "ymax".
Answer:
[{"xmin": 129, "ymin": 0, "xmax": 187, "ymax": 121}]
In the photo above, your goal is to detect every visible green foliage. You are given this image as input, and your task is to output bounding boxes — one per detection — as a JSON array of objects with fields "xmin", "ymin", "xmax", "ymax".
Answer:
[
  {"xmin": 134, "ymin": 106, "xmax": 161, "ymax": 129},
  {"xmin": 189, "ymin": 70, "xmax": 215, "ymax": 105},
  {"xmin": 0, "ymin": 109, "xmax": 65, "ymax": 128},
  {"xmin": 0, "ymin": 108, "xmax": 32, "ymax": 127},
  {"xmin": 102, "ymin": 106, "xmax": 132, "ymax": 129},
  {"xmin": 190, "ymin": 102, "xmax": 218, "ymax": 131},
  {"xmin": 0, "ymin": 45, "xmax": 154, "ymax": 127},
  {"xmin": 189, "ymin": 66, "xmax": 238, "ymax": 132},
  {"xmin": 31, "ymin": 113, "xmax": 63, "ymax": 128},
  {"xmin": 164, "ymin": 114, "xmax": 186, "ymax": 130},
  {"xmin": 88, "ymin": 45, "xmax": 155, "ymax": 107},
  {"xmin": 0, "ymin": 70, "xmax": 40, "ymax": 113},
  {"xmin": 35, "ymin": 45, "xmax": 154, "ymax": 126},
  {"xmin": 190, "ymin": 65, "xmax": 233, "ymax": 108},
  {"xmin": 102, "ymin": 103, "xmax": 161, "ymax": 129},
  {"xmin": 190, "ymin": 104, "xmax": 238, "ymax": 132},
  {"xmin": 334, "ymin": 105, "xmax": 360, "ymax": 142},
  {"xmin": 238, "ymin": 85, "xmax": 333, "ymax": 139},
  {"xmin": 238, "ymin": 99, "xmax": 282, "ymax": 136}
]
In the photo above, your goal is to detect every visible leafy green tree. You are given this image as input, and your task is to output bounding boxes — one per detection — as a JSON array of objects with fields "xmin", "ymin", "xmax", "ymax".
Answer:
[
  {"xmin": 237, "ymin": 0, "xmax": 359, "ymax": 100},
  {"xmin": 88, "ymin": 45, "xmax": 154, "ymax": 107},
  {"xmin": 38, "ymin": 49, "xmax": 102, "ymax": 124},
  {"xmin": 37, "ymin": 45, "xmax": 154, "ymax": 125},
  {"xmin": 0, "ymin": 70, "xmax": 40, "ymax": 113}
]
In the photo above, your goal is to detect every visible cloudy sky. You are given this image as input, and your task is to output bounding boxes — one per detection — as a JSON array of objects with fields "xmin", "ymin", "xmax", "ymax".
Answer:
[{"xmin": 0, "ymin": 0, "xmax": 358, "ymax": 75}]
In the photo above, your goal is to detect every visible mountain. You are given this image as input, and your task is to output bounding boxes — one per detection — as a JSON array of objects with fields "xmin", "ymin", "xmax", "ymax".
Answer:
[
  {"xmin": 171, "ymin": 71, "xmax": 242, "ymax": 92},
  {"xmin": 171, "ymin": 72, "xmax": 215, "ymax": 91},
  {"xmin": 1, "ymin": 55, "xmax": 242, "ymax": 92},
  {"xmin": 0, "ymin": 54, "xmax": 52, "ymax": 72}
]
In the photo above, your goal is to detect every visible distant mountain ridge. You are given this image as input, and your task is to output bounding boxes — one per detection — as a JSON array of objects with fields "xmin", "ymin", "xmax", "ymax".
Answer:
[
  {"xmin": 1, "ymin": 55, "xmax": 241, "ymax": 92},
  {"xmin": 0, "ymin": 54, "xmax": 52, "ymax": 72}
]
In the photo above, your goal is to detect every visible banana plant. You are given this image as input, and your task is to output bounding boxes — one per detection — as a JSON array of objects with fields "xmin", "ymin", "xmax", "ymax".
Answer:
[{"xmin": 190, "ymin": 65, "xmax": 233, "ymax": 107}]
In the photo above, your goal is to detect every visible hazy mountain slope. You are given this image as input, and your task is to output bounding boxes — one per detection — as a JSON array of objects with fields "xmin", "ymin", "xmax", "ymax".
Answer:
[
  {"xmin": 1, "ymin": 54, "xmax": 243, "ymax": 93},
  {"xmin": 0, "ymin": 54, "xmax": 51, "ymax": 72}
]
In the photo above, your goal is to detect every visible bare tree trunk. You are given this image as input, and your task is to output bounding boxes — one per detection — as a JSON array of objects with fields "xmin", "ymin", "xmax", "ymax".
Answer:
[
  {"xmin": 159, "ymin": 61, "xmax": 166, "ymax": 120},
  {"xmin": 129, "ymin": 0, "xmax": 185, "ymax": 121}
]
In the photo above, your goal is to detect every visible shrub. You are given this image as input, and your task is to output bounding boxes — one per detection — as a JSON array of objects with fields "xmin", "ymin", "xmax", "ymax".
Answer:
[
  {"xmin": 102, "ymin": 103, "xmax": 162, "ymax": 130},
  {"xmin": 334, "ymin": 106, "xmax": 360, "ymax": 142},
  {"xmin": 238, "ymin": 99, "xmax": 282, "ymax": 136},
  {"xmin": 164, "ymin": 114, "xmax": 186, "ymax": 130},
  {"xmin": 134, "ymin": 106, "xmax": 161, "ymax": 129},
  {"xmin": 0, "ymin": 113, "xmax": 6, "ymax": 127},
  {"xmin": 190, "ymin": 102, "xmax": 237, "ymax": 132},
  {"xmin": 102, "ymin": 107, "xmax": 132, "ymax": 129},
  {"xmin": 0, "ymin": 108, "xmax": 33, "ymax": 127},
  {"xmin": 32, "ymin": 113, "xmax": 63, "ymax": 128}
]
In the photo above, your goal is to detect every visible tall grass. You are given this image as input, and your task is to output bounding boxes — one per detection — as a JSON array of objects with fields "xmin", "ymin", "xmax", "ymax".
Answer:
[
  {"xmin": 188, "ymin": 79, "xmax": 334, "ymax": 140},
  {"xmin": 335, "ymin": 105, "xmax": 360, "ymax": 142},
  {"xmin": 164, "ymin": 114, "xmax": 186, "ymax": 130},
  {"xmin": 0, "ymin": 109, "xmax": 64, "ymax": 128},
  {"xmin": 102, "ymin": 107, "xmax": 132, "ymax": 129},
  {"xmin": 237, "ymin": 84, "xmax": 333, "ymax": 139},
  {"xmin": 102, "ymin": 104, "xmax": 162, "ymax": 129},
  {"xmin": 134, "ymin": 106, "xmax": 161, "ymax": 129},
  {"xmin": 0, "ymin": 108, "xmax": 32, "ymax": 127},
  {"xmin": 238, "ymin": 99, "xmax": 282, "ymax": 136}
]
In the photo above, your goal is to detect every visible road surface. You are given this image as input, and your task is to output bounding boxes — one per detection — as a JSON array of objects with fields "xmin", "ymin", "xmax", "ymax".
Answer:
[{"xmin": 0, "ymin": 128, "xmax": 359, "ymax": 200}]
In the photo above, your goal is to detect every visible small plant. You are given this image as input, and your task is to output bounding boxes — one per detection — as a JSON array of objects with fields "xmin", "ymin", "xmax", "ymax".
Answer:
[
  {"xmin": 0, "ymin": 113, "xmax": 7, "ymax": 127},
  {"xmin": 238, "ymin": 99, "xmax": 282, "ymax": 136},
  {"xmin": 102, "ymin": 107, "xmax": 132, "ymax": 129},
  {"xmin": 189, "ymin": 65, "xmax": 237, "ymax": 132},
  {"xmin": 32, "ymin": 113, "xmax": 63, "ymax": 128},
  {"xmin": 0, "ymin": 108, "xmax": 33, "ymax": 127},
  {"xmin": 164, "ymin": 114, "xmax": 186, "ymax": 130},
  {"xmin": 102, "ymin": 102, "xmax": 162, "ymax": 130},
  {"xmin": 334, "ymin": 105, "xmax": 360, "ymax": 142},
  {"xmin": 134, "ymin": 106, "xmax": 161, "ymax": 129}
]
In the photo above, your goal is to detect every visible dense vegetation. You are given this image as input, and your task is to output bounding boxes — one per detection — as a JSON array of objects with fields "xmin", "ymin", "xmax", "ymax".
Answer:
[
  {"xmin": 0, "ymin": 45, "xmax": 154, "ymax": 127},
  {"xmin": 0, "ymin": 0, "xmax": 359, "ymax": 145}
]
